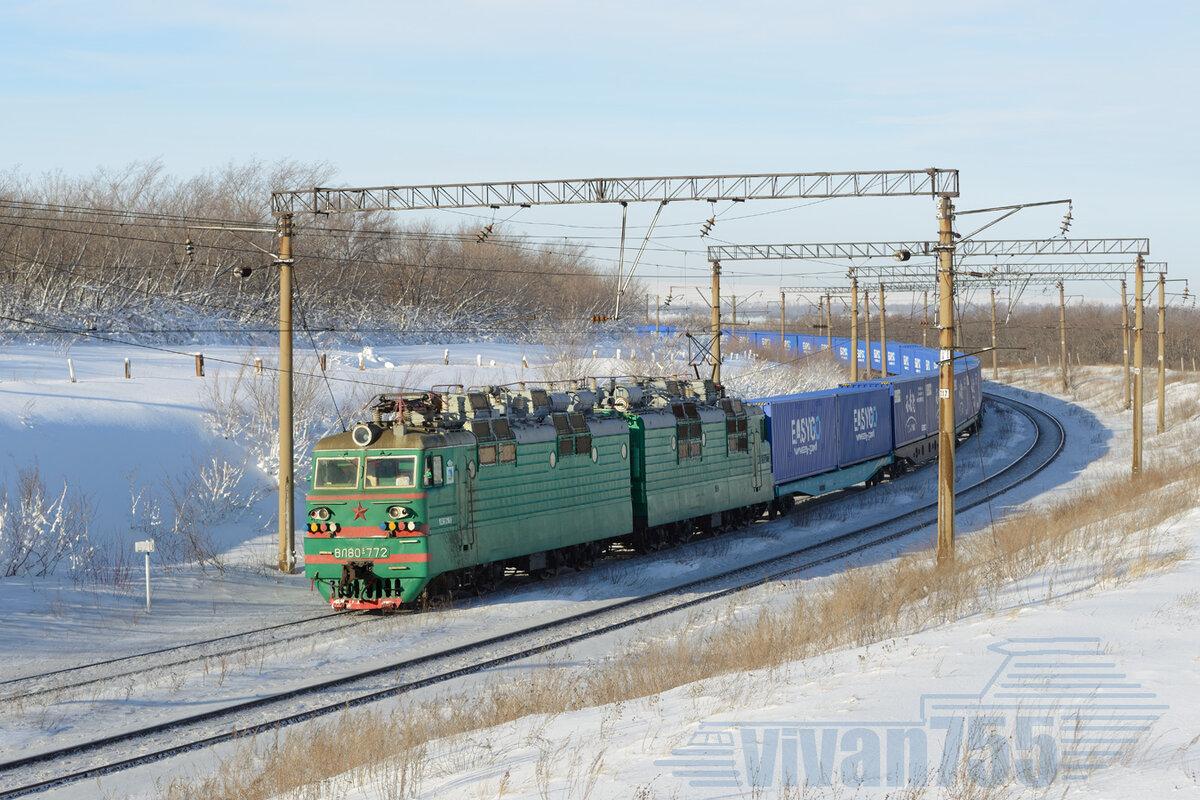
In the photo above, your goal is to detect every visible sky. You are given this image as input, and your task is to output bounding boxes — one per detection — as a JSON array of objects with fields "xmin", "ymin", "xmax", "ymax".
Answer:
[{"xmin": 1, "ymin": 0, "xmax": 1197, "ymax": 309}]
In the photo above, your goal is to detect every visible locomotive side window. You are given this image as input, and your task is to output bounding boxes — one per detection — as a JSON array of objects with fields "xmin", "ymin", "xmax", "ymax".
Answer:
[
  {"xmin": 315, "ymin": 457, "xmax": 360, "ymax": 489},
  {"xmin": 427, "ymin": 454, "xmax": 444, "ymax": 486},
  {"xmin": 364, "ymin": 456, "xmax": 417, "ymax": 488}
]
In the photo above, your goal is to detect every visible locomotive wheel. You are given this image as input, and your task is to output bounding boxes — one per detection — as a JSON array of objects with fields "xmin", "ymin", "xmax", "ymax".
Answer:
[
  {"xmin": 419, "ymin": 574, "xmax": 455, "ymax": 610},
  {"xmin": 473, "ymin": 563, "xmax": 502, "ymax": 595},
  {"xmin": 572, "ymin": 543, "xmax": 601, "ymax": 570}
]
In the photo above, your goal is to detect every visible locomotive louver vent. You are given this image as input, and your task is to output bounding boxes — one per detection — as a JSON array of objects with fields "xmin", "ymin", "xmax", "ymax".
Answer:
[{"xmin": 470, "ymin": 420, "xmax": 495, "ymax": 441}]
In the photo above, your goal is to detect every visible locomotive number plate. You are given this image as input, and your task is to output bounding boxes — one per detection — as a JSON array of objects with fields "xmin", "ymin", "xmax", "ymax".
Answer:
[{"xmin": 333, "ymin": 546, "xmax": 390, "ymax": 560}]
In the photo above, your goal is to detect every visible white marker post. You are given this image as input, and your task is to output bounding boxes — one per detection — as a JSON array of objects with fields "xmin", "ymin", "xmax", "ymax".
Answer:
[{"xmin": 135, "ymin": 539, "xmax": 155, "ymax": 610}]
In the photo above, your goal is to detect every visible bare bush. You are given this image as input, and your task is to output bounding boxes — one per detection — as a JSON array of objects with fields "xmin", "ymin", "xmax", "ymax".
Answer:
[
  {"xmin": 0, "ymin": 160, "xmax": 632, "ymax": 345},
  {"xmin": 202, "ymin": 357, "xmax": 373, "ymax": 480},
  {"xmin": 0, "ymin": 466, "xmax": 94, "ymax": 577},
  {"xmin": 125, "ymin": 456, "xmax": 267, "ymax": 567}
]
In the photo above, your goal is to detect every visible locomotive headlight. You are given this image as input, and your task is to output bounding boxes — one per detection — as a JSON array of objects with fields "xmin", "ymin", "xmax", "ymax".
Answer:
[
  {"xmin": 310, "ymin": 507, "xmax": 331, "ymax": 521},
  {"xmin": 387, "ymin": 505, "xmax": 408, "ymax": 519},
  {"xmin": 351, "ymin": 423, "xmax": 380, "ymax": 447}
]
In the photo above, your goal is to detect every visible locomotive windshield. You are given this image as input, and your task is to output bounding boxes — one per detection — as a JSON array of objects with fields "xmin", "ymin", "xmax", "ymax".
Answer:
[
  {"xmin": 365, "ymin": 456, "xmax": 417, "ymax": 488},
  {"xmin": 314, "ymin": 457, "xmax": 359, "ymax": 489}
]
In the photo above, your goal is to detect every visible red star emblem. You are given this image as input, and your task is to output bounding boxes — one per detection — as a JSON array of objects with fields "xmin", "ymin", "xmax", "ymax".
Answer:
[{"xmin": 352, "ymin": 503, "xmax": 367, "ymax": 520}]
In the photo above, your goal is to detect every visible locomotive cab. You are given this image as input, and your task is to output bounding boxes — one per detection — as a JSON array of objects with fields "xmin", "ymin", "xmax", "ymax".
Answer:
[{"xmin": 303, "ymin": 392, "xmax": 470, "ymax": 609}]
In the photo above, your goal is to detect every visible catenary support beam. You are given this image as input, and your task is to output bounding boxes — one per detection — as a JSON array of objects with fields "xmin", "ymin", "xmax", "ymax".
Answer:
[{"xmin": 272, "ymin": 169, "xmax": 961, "ymax": 214}]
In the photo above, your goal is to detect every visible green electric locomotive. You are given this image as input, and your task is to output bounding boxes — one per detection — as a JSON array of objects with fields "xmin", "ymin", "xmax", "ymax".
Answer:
[{"xmin": 303, "ymin": 378, "xmax": 772, "ymax": 610}]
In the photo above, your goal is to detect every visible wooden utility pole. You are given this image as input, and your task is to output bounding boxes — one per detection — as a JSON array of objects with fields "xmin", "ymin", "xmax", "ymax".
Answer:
[
  {"xmin": 818, "ymin": 295, "xmax": 826, "ymax": 341},
  {"xmin": 731, "ymin": 294, "xmax": 738, "ymax": 329},
  {"xmin": 922, "ymin": 289, "xmax": 930, "ymax": 348},
  {"xmin": 878, "ymin": 284, "xmax": 888, "ymax": 377},
  {"xmin": 655, "ymin": 295, "xmax": 661, "ymax": 335},
  {"xmin": 1058, "ymin": 281, "xmax": 1069, "ymax": 393},
  {"xmin": 276, "ymin": 212, "xmax": 295, "ymax": 573},
  {"xmin": 614, "ymin": 201, "xmax": 628, "ymax": 320},
  {"xmin": 849, "ymin": 271, "xmax": 859, "ymax": 382},
  {"xmin": 710, "ymin": 260, "xmax": 722, "ymax": 384},
  {"xmin": 1157, "ymin": 272, "xmax": 1166, "ymax": 434},
  {"xmin": 779, "ymin": 290, "xmax": 786, "ymax": 342},
  {"xmin": 989, "ymin": 287, "xmax": 999, "ymax": 381},
  {"xmin": 1121, "ymin": 279, "xmax": 1131, "ymax": 410},
  {"xmin": 935, "ymin": 194, "xmax": 956, "ymax": 563},
  {"xmin": 825, "ymin": 293, "xmax": 833, "ymax": 350},
  {"xmin": 1132, "ymin": 255, "xmax": 1144, "ymax": 474},
  {"xmin": 864, "ymin": 292, "xmax": 873, "ymax": 379}
]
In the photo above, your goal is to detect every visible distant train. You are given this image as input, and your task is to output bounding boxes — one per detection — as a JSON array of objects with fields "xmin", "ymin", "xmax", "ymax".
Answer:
[{"xmin": 302, "ymin": 335, "xmax": 982, "ymax": 609}]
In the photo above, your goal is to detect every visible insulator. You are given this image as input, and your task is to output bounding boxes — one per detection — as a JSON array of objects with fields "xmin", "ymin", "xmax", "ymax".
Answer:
[{"xmin": 1059, "ymin": 203, "xmax": 1074, "ymax": 235}]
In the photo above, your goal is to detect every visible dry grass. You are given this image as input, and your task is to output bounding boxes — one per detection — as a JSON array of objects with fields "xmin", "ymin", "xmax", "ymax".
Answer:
[{"xmin": 162, "ymin": 444, "xmax": 1197, "ymax": 800}]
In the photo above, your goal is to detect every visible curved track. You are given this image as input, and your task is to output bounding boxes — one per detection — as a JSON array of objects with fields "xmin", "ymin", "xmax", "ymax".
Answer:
[{"xmin": 0, "ymin": 393, "xmax": 1064, "ymax": 799}]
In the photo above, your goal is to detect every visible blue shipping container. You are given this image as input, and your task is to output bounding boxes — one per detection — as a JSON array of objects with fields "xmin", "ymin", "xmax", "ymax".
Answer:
[
  {"xmin": 836, "ymin": 385, "xmax": 893, "ymax": 467},
  {"xmin": 758, "ymin": 392, "xmax": 840, "ymax": 483},
  {"xmin": 891, "ymin": 376, "xmax": 938, "ymax": 447}
]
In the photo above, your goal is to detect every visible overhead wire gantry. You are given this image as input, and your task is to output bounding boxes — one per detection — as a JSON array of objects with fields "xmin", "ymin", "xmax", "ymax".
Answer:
[
  {"xmin": 265, "ymin": 168, "xmax": 960, "ymax": 572},
  {"xmin": 707, "ymin": 232, "xmax": 1151, "ymax": 563}
]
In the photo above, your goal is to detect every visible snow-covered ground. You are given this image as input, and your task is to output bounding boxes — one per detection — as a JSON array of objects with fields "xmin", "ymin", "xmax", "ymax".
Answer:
[{"xmin": 3, "ymin": 337, "xmax": 1194, "ymax": 800}]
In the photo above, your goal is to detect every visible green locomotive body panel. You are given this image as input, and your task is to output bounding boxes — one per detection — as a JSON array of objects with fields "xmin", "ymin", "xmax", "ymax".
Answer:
[
  {"xmin": 461, "ymin": 415, "xmax": 632, "ymax": 565},
  {"xmin": 627, "ymin": 400, "xmax": 772, "ymax": 531}
]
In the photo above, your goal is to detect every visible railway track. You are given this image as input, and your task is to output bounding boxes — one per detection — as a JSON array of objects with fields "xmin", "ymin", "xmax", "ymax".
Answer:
[
  {"xmin": 0, "ymin": 393, "xmax": 1064, "ymax": 798},
  {"xmin": 0, "ymin": 612, "xmax": 370, "ymax": 706}
]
